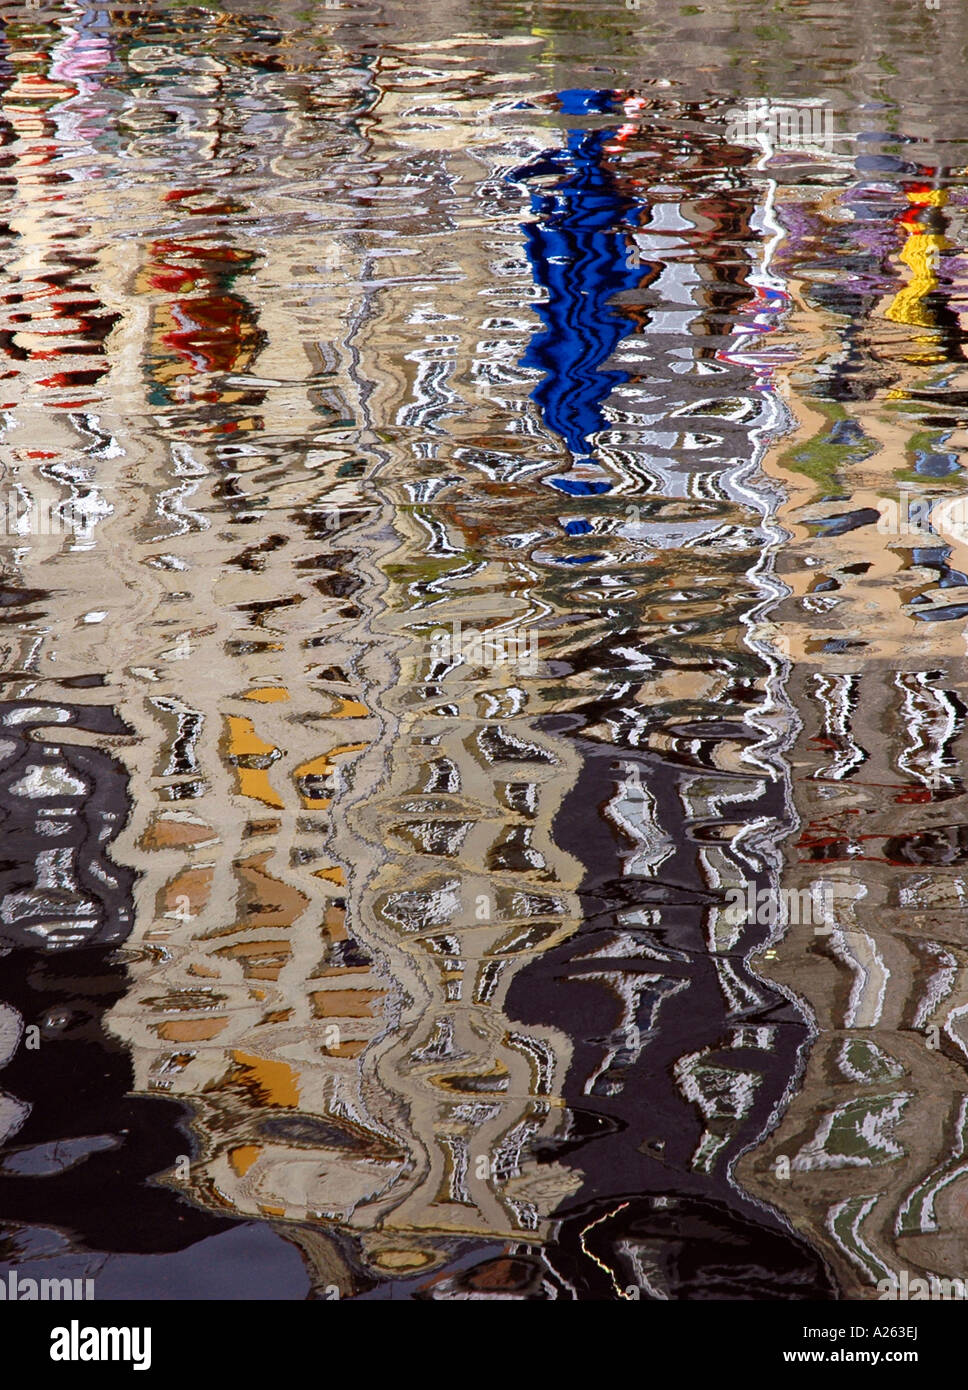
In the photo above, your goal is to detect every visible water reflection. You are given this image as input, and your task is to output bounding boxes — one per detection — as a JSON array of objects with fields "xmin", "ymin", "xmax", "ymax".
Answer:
[{"xmin": 0, "ymin": 0, "xmax": 966, "ymax": 1300}]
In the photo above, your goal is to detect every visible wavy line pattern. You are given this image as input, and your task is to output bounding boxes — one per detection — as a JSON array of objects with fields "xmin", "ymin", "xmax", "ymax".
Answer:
[{"xmin": 0, "ymin": 0, "xmax": 966, "ymax": 1301}]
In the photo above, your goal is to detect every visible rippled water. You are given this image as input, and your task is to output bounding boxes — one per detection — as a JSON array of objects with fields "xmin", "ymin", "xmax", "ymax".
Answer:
[{"xmin": 1, "ymin": 0, "xmax": 968, "ymax": 1301}]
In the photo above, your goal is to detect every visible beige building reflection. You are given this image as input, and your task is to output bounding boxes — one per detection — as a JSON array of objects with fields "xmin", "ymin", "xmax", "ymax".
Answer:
[
  {"xmin": 737, "ymin": 177, "xmax": 968, "ymax": 1295},
  {"xmin": 70, "ymin": 45, "xmax": 586, "ymax": 1280}
]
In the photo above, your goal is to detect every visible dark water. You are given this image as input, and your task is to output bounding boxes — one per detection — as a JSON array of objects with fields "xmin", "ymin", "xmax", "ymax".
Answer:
[{"xmin": 0, "ymin": 0, "xmax": 967, "ymax": 1301}]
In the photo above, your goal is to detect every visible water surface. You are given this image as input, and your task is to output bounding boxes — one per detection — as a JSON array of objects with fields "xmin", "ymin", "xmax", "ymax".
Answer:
[{"xmin": 1, "ymin": 0, "xmax": 967, "ymax": 1300}]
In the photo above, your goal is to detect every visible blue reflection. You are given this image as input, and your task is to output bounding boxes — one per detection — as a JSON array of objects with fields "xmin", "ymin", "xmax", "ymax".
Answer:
[{"xmin": 512, "ymin": 89, "xmax": 645, "ymax": 470}]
